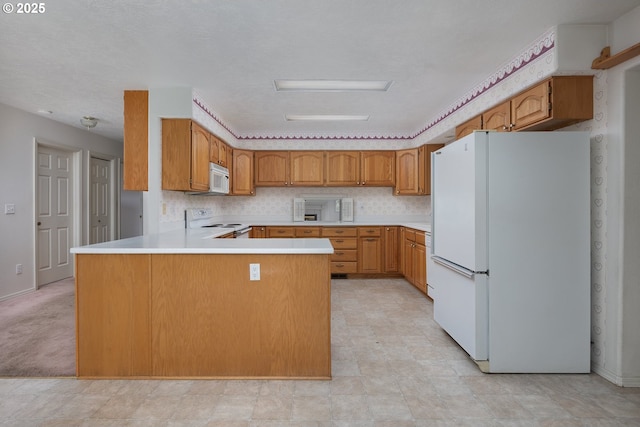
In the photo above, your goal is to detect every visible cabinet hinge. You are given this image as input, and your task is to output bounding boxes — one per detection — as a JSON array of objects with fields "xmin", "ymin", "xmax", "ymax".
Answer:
[{"xmin": 548, "ymin": 102, "xmax": 552, "ymax": 111}]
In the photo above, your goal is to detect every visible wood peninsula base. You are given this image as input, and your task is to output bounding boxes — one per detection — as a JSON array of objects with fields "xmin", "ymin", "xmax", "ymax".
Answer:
[{"xmin": 75, "ymin": 253, "xmax": 331, "ymax": 379}]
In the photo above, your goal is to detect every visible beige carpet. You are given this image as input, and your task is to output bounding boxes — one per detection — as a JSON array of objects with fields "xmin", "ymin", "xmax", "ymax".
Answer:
[{"xmin": 0, "ymin": 277, "xmax": 75, "ymax": 377}]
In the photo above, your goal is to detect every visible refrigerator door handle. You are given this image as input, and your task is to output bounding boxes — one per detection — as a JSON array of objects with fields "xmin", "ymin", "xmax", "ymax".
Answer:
[{"xmin": 432, "ymin": 256, "xmax": 476, "ymax": 279}]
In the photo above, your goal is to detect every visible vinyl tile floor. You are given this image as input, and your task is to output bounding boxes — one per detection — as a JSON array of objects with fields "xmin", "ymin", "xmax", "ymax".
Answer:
[{"xmin": 1, "ymin": 278, "xmax": 639, "ymax": 426}]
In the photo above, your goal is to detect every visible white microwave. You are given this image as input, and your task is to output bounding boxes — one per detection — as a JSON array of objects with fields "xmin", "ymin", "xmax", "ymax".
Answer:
[{"xmin": 208, "ymin": 162, "xmax": 230, "ymax": 194}]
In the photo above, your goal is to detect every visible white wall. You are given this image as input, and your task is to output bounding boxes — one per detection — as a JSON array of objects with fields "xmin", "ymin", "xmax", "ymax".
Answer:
[{"xmin": 0, "ymin": 103, "xmax": 123, "ymax": 300}]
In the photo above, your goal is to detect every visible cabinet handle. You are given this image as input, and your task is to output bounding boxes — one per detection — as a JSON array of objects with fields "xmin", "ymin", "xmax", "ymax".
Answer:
[
  {"xmin": 362, "ymin": 181, "xmax": 365, "ymax": 185},
  {"xmin": 303, "ymin": 230, "xmax": 312, "ymax": 234},
  {"xmin": 336, "ymin": 264, "xmax": 344, "ymax": 268},
  {"xmin": 277, "ymin": 230, "xmax": 285, "ymax": 234},
  {"xmin": 335, "ymin": 239, "xmax": 344, "ymax": 243},
  {"xmin": 386, "ymin": 227, "xmax": 390, "ymax": 231},
  {"xmin": 336, "ymin": 252, "xmax": 343, "ymax": 256},
  {"xmin": 366, "ymin": 230, "xmax": 374, "ymax": 233},
  {"xmin": 366, "ymin": 238, "xmax": 375, "ymax": 242},
  {"xmin": 357, "ymin": 181, "xmax": 360, "ymax": 185},
  {"xmin": 336, "ymin": 230, "xmax": 344, "ymax": 234}
]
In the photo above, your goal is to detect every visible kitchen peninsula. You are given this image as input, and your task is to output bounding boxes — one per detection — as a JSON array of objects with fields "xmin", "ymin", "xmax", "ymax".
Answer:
[{"xmin": 71, "ymin": 229, "xmax": 333, "ymax": 379}]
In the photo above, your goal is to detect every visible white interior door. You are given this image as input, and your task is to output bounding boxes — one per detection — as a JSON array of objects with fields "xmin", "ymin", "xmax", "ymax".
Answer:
[
  {"xmin": 37, "ymin": 146, "xmax": 74, "ymax": 285},
  {"xmin": 90, "ymin": 157, "xmax": 111, "ymax": 244}
]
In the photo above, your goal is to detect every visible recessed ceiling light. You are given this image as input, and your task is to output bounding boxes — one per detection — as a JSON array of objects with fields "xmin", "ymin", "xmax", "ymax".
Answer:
[
  {"xmin": 275, "ymin": 80, "xmax": 393, "ymax": 92},
  {"xmin": 285, "ymin": 114, "xmax": 370, "ymax": 121}
]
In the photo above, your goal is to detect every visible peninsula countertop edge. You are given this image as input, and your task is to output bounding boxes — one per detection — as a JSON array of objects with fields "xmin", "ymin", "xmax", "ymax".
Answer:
[{"xmin": 71, "ymin": 229, "xmax": 335, "ymax": 254}]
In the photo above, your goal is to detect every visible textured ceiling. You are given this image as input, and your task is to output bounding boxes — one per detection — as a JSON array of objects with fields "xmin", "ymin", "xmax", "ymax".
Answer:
[{"xmin": 1, "ymin": 0, "xmax": 639, "ymax": 142}]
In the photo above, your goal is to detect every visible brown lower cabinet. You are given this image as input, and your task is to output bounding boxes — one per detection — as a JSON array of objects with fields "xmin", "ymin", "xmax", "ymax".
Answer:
[
  {"xmin": 402, "ymin": 227, "xmax": 427, "ymax": 294},
  {"xmin": 75, "ymin": 252, "xmax": 331, "ymax": 378},
  {"xmin": 252, "ymin": 225, "xmax": 427, "ymax": 290}
]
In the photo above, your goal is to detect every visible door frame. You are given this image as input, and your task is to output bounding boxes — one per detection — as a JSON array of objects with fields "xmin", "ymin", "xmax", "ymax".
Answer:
[
  {"xmin": 86, "ymin": 150, "xmax": 121, "ymax": 244},
  {"xmin": 33, "ymin": 139, "xmax": 82, "ymax": 289}
]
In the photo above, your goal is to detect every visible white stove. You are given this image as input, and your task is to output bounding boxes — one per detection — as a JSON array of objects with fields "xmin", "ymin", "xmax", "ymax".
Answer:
[{"xmin": 185, "ymin": 208, "xmax": 251, "ymax": 238}]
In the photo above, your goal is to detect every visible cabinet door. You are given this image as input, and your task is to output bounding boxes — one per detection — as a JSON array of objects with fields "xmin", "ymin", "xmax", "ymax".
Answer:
[
  {"xmin": 421, "ymin": 144, "xmax": 444, "ymax": 195},
  {"xmin": 483, "ymin": 101, "xmax": 512, "ymax": 132},
  {"xmin": 190, "ymin": 122, "xmax": 211, "ymax": 191},
  {"xmin": 384, "ymin": 226, "xmax": 399, "ymax": 273},
  {"xmin": 231, "ymin": 149, "xmax": 254, "ymax": 196},
  {"xmin": 123, "ymin": 90, "xmax": 148, "ymax": 191},
  {"xmin": 290, "ymin": 151, "xmax": 324, "ymax": 186},
  {"xmin": 255, "ymin": 151, "xmax": 289, "ymax": 186},
  {"xmin": 511, "ymin": 81, "xmax": 550, "ymax": 131},
  {"xmin": 361, "ymin": 151, "xmax": 395, "ymax": 186},
  {"xmin": 325, "ymin": 151, "xmax": 360, "ymax": 186},
  {"xmin": 359, "ymin": 236, "xmax": 383, "ymax": 273},
  {"xmin": 218, "ymin": 141, "xmax": 229, "ymax": 167},
  {"xmin": 455, "ymin": 114, "xmax": 482, "ymax": 140},
  {"xmin": 403, "ymin": 238, "xmax": 415, "ymax": 284},
  {"xmin": 209, "ymin": 136, "xmax": 220, "ymax": 164},
  {"xmin": 414, "ymin": 243, "xmax": 427, "ymax": 293},
  {"xmin": 395, "ymin": 148, "xmax": 419, "ymax": 195}
]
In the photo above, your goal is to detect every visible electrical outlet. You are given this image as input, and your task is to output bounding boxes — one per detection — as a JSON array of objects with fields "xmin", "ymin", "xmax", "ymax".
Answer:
[
  {"xmin": 249, "ymin": 263, "xmax": 260, "ymax": 281},
  {"xmin": 5, "ymin": 204, "xmax": 15, "ymax": 215},
  {"xmin": 16, "ymin": 264, "xmax": 23, "ymax": 275}
]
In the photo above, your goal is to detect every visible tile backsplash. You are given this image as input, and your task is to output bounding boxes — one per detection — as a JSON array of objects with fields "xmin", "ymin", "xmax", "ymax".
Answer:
[{"xmin": 160, "ymin": 187, "xmax": 430, "ymax": 229}]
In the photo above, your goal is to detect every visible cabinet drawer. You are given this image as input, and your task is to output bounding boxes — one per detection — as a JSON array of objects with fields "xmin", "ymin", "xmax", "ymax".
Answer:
[
  {"xmin": 331, "ymin": 249, "xmax": 357, "ymax": 262},
  {"xmin": 404, "ymin": 228, "xmax": 416, "ymax": 242},
  {"xmin": 331, "ymin": 261, "xmax": 358, "ymax": 274},
  {"xmin": 329, "ymin": 238, "xmax": 358, "ymax": 249},
  {"xmin": 267, "ymin": 227, "xmax": 295, "ymax": 237},
  {"xmin": 322, "ymin": 227, "xmax": 358, "ymax": 237},
  {"xmin": 295, "ymin": 227, "xmax": 321, "ymax": 237},
  {"xmin": 415, "ymin": 231, "xmax": 426, "ymax": 246},
  {"xmin": 359, "ymin": 227, "xmax": 381, "ymax": 237}
]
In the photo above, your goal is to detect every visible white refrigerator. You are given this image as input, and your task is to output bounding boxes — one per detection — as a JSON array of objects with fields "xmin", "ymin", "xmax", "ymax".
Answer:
[{"xmin": 430, "ymin": 131, "xmax": 591, "ymax": 373}]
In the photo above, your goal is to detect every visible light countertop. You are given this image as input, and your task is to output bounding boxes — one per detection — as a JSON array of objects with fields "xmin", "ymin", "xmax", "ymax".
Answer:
[
  {"xmin": 71, "ymin": 229, "xmax": 334, "ymax": 255},
  {"xmin": 71, "ymin": 221, "xmax": 430, "ymax": 254}
]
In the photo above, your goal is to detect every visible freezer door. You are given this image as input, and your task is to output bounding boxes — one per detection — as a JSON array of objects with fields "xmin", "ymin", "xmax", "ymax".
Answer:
[
  {"xmin": 431, "ymin": 132, "xmax": 487, "ymax": 271},
  {"xmin": 431, "ymin": 257, "xmax": 488, "ymax": 361}
]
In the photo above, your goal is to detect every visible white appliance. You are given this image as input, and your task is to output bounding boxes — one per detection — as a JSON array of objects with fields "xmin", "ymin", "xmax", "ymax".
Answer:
[
  {"xmin": 430, "ymin": 131, "xmax": 590, "ymax": 373},
  {"xmin": 185, "ymin": 208, "xmax": 251, "ymax": 237},
  {"xmin": 190, "ymin": 163, "xmax": 229, "ymax": 195}
]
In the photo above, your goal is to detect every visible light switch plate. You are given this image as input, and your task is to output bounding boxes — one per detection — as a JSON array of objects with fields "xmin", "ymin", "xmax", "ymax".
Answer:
[{"xmin": 5, "ymin": 204, "xmax": 15, "ymax": 215}]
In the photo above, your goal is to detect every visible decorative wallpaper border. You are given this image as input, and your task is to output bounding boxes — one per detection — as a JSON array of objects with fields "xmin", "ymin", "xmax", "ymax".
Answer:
[{"xmin": 193, "ymin": 29, "xmax": 556, "ymax": 141}]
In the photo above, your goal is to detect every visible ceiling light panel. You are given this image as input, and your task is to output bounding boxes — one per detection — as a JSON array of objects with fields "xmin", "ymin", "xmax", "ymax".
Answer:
[
  {"xmin": 285, "ymin": 114, "xmax": 370, "ymax": 121},
  {"xmin": 275, "ymin": 80, "xmax": 393, "ymax": 92}
]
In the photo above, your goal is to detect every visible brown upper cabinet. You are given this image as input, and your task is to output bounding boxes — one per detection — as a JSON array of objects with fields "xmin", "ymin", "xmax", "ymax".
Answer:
[
  {"xmin": 162, "ymin": 119, "xmax": 210, "ymax": 192},
  {"xmin": 254, "ymin": 151, "xmax": 289, "ymax": 186},
  {"xmin": 290, "ymin": 151, "xmax": 325, "ymax": 186},
  {"xmin": 454, "ymin": 76, "xmax": 593, "ymax": 139},
  {"xmin": 455, "ymin": 114, "xmax": 482, "ymax": 140},
  {"xmin": 395, "ymin": 144, "xmax": 443, "ymax": 195},
  {"xmin": 325, "ymin": 151, "xmax": 395, "ymax": 187},
  {"xmin": 123, "ymin": 90, "xmax": 149, "ymax": 191},
  {"xmin": 255, "ymin": 151, "xmax": 324, "ymax": 186},
  {"xmin": 483, "ymin": 101, "xmax": 511, "ymax": 131},
  {"xmin": 230, "ymin": 149, "xmax": 254, "ymax": 196},
  {"xmin": 209, "ymin": 134, "xmax": 229, "ymax": 168}
]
